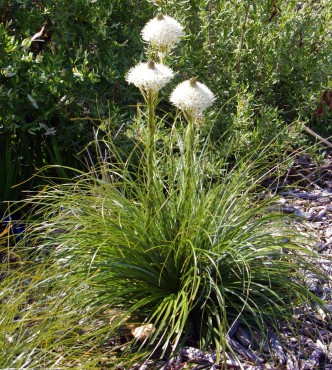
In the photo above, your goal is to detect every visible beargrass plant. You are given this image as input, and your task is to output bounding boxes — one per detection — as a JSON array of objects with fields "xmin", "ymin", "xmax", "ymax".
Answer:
[
  {"xmin": 2, "ymin": 118, "xmax": 328, "ymax": 367},
  {"xmin": 2, "ymin": 11, "xmax": 329, "ymax": 368},
  {"xmin": 18, "ymin": 127, "xmax": 327, "ymax": 367}
]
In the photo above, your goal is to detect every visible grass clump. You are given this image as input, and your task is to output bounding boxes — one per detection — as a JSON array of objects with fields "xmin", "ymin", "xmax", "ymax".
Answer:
[
  {"xmin": 0, "ymin": 247, "xmax": 107, "ymax": 368},
  {"xmin": 14, "ymin": 129, "xmax": 326, "ymax": 367}
]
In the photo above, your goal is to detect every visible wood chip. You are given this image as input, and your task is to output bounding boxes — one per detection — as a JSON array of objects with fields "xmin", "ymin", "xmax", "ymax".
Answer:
[
  {"xmin": 269, "ymin": 331, "xmax": 286, "ymax": 365},
  {"xmin": 235, "ymin": 326, "xmax": 251, "ymax": 347},
  {"xmin": 227, "ymin": 337, "xmax": 264, "ymax": 364}
]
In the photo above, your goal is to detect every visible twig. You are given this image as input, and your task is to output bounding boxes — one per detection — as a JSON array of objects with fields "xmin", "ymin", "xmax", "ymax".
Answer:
[
  {"xmin": 303, "ymin": 125, "xmax": 332, "ymax": 148},
  {"xmin": 280, "ymin": 190, "xmax": 332, "ymax": 200},
  {"xmin": 208, "ymin": 0, "xmax": 215, "ymax": 76},
  {"xmin": 297, "ymin": 171, "xmax": 323, "ymax": 190},
  {"xmin": 236, "ymin": 0, "xmax": 251, "ymax": 72}
]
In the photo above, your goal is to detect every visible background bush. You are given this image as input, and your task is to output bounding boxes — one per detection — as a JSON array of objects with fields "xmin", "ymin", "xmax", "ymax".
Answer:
[
  {"xmin": 163, "ymin": 0, "xmax": 332, "ymax": 145},
  {"xmin": 0, "ymin": 0, "xmax": 154, "ymax": 210}
]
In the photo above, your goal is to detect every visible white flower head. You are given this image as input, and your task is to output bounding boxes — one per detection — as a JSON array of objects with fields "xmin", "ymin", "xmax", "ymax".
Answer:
[
  {"xmin": 170, "ymin": 78, "xmax": 215, "ymax": 118},
  {"xmin": 126, "ymin": 60, "xmax": 174, "ymax": 92},
  {"xmin": 141, "ymin": 14, "xmax": 184, "ymax": 56}
]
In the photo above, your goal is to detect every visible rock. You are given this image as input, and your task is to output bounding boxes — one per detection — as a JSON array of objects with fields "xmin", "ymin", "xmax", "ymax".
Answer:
[
  {"xmin": 328, "ymin": 342, "xmax": 332, "ymax": 362},
  {"xmin": 159, "ymin": 355, "xmax": 182, "ymax": 369},
  {"xmin": 180, "ymin": 346, "xmax": 216, "ymax": 364},
  {"xmin": 131, "ymin": 323, "xmax": 155, "ymax": 342},
  {"xmin": 286, "ymin": 353, "xmax": 299, "ymax": 370},
  {"xmin": 294, "ymin": 208, "xmax": 315, "ymax": 220},
  {"xmin": 251, "ymin": 330, "xmax": 270, "ymax": 353}
]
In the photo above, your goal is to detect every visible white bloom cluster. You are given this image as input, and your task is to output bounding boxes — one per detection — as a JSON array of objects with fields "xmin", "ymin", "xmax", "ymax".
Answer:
[
  {"xmin": 141, "ymin": 14, "xmax": 184, "ymax": 55},
  {"xmin": 126, "ymin": 60, "xmax": 174, "ymax": 92},
  {"xmin": 170, "ymin": 78, "xmax": 215, "ymax": 118}
]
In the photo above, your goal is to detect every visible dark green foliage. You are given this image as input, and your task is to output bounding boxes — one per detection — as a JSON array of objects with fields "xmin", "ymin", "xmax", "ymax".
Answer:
[
  {"xmin": 161, "ymin": 0, "xmax": 332, "ymax": 145},
  {"xmin": 0, "ymin": 0, "xmax": 154, "ymax": 209}
]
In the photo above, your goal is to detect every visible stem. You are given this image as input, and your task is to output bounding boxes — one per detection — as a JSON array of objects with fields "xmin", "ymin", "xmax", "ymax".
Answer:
[
  {"xmin": 146, "ymin": 89, "xmax": 157, "ymax": 226},
  {"xmin": 184, "ymin": 114, "xmax": 196, "ymax": 201},
  {"xmin": 236, "ymin": 0, "xmax": 251, "ymax": 73},
  {"xmin": 158, "ymin": 46, "xmax": 166, "ymax": 63},
  {"xmin": 186, "ymin": 116, "xmax": 195, "ymax": 176},
  {"xmin": 2, "ymin": 0, "xmax": 9, "ymax": 23},
  {"xmin": 303, "ymin": 125, "xmax": 332, "ymax": 148},
  {"xmin": 208, "ymin": 0, "xmax": 215, "ymax": 76}
]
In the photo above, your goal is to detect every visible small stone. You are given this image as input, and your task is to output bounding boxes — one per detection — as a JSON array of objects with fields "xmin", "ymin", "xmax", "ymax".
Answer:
[
  {"xmin": 302, "ymin": 348, "xmax": 324, "ymax": 370},
  {"xmin": 286, "ymin": 354, "xmax": 299, "ymax": 370},
  {"xmin": 131, "ymin": 324, "xmax": 155, "ymax": 342},
  {"xmin": 326, "ymin": 227, "xmax": 332, "ymax": 238},
  {"xmin": 294, "ymin": 208, "xmax": 314, "ymax": 220},
  {"xmin": 324, "ymin": 304, "xmax": 332, "ymax": 313}
]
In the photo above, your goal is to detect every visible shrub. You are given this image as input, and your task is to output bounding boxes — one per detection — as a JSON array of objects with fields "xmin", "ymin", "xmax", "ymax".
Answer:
[
  {"xmin": 158, "ymin": 0, "xmax": 332, "ymax": 145},
  {"xmin": 1, "ymin": 1, "xmax": 331, "ymax": 209},
  {"xmin": 0, "ymin": 0, "xmax": 154, "ymax": 210}
]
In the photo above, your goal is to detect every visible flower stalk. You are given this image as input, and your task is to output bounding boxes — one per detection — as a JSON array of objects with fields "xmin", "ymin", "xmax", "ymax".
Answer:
[
  {"xmin": 170, "ymin": 77, "xmax": 215, "ymax": 200},
  {"xmin": 185, "ymin": 112, "xmax": 196, "ymax": 189},
  {"xmin": 125, "ymin": 59, "xmax": 174, "ymax": 224},
  {"xmin": 181, "ymin": 112, "xmax": 197, "ymax": 214},
  {"xmin": 146, "ymin": 87, "xmax": 158, "ymax": 225},
  {"xmin": 185, "ymin": 78, "xmax": 199, "ymax": 171}
]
